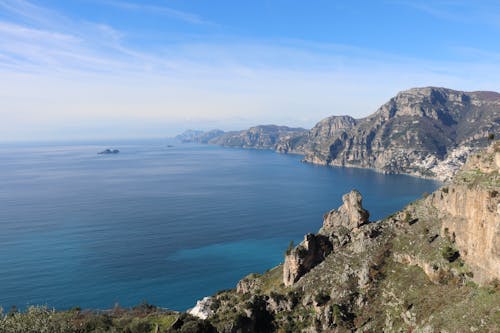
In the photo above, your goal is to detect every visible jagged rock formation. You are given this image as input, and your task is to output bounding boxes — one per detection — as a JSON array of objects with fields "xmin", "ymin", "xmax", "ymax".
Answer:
[
  {"xmin": 320, "ymin": 190, "xmax": 369, "ymax": 234},
  {"xmin": 280, "ymin": 87, "xmax": 500, "ymax": 180},
  {"xmin": 205, "ymin": 142, "xmax": 499, "ymax": 333}
]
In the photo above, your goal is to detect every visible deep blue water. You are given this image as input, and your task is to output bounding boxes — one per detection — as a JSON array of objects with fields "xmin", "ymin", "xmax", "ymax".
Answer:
[{"xmin": 0, "ymin": 141, "xmax": 440, "ymax": 311}]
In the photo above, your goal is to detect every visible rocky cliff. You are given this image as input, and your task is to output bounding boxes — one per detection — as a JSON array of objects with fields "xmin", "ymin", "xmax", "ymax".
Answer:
[
  {"xmin": 201, "ymin": 142, "xmax": 499, "ymax": 333},
  {"xmin": 429, "ymin": 141, "xmax": 499, "ymax": 284},
  {"xmin": 279, "ymin": 87, "xmax": 500, "ymax": 181}
]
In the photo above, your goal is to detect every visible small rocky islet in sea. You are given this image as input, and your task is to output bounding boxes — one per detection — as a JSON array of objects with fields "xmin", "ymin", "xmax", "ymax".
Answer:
[{"xmin": 98, "ymin": 148, "xmax": 120, "ymax": 155}]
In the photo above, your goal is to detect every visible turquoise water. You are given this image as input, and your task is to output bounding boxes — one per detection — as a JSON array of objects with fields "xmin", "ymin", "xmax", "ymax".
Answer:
[{"xmin": 0, "ymin": 141, "xmax": 440, "ymax": 311}]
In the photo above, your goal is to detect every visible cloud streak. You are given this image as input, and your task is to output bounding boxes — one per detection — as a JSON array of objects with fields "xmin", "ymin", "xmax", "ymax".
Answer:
[
  {"xmin": 392, "ymin": 0, "xmax": 500, "ymax": 28},
  {"xmin": 102, "ymin": 0, "xmax": 213, "ymax": 25}
]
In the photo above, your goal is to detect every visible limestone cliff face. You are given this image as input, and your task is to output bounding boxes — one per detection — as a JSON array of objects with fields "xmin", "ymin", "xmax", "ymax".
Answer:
[
  {"xmin": 430, "ymin": 141, "xmax": 500, "ymax": 284},
  {"xmin": 283, "ymin": 233, "xmax": 332, "ymax": 287}
]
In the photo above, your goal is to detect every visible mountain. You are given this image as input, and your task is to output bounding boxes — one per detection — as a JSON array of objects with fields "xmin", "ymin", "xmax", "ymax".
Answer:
[
  {"xmin": 178, "ymin": 125, "xmax": 307, "ymax": 150},
  {"xmin": 179, "ymin": 87, "xmax": 499, "ymax": 180},
  {"xmin": 196, "ymin": 141, "xmax": 500, "ymax": 332},
  {"xmin": 175, "ymin": 129, "xmax": 206, "ymax": 142},
  {"xmin": 278, "ymin": 87, "xmax": 500, "ymax": 180}
]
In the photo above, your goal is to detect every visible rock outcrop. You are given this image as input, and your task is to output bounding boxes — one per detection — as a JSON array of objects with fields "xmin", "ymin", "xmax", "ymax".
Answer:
[
  {"xmin": 320, "ymin": 190, "xmax": 369, "ymax": 234},
  {"xmin": 283, "ymin": 190, "xmax": 369, "ymax": 286}
]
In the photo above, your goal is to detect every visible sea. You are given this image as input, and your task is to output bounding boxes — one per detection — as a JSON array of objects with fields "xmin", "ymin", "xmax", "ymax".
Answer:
[{"xmin": 0, "ymin": 140, "xmax": 440, "ymax": 311}]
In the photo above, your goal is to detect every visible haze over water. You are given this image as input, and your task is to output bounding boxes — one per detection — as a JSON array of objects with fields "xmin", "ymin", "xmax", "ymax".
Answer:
[{"xmin": 0, "ymin": 141, "xmax": 440, "ymax": 311}]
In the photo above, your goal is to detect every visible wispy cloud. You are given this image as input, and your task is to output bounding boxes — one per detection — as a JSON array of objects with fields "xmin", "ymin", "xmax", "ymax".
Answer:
[
  {"xmin": 391, "ymin": 0, "xmax": 500, "ymax": 28},
  {"xmin": 101, "ymin": 0, "xmax": 213, "ymax": 25}
]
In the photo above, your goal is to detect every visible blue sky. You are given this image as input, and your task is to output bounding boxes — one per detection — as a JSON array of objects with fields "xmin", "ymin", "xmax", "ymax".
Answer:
[{"xmin": 1, "ymin": 0, "xmax": 500, "ymax": 141}]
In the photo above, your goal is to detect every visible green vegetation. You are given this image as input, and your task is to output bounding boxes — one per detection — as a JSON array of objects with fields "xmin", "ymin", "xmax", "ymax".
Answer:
[{"xmin": 0, "ymin": 303, "xmax": 215, "ymax": 333}]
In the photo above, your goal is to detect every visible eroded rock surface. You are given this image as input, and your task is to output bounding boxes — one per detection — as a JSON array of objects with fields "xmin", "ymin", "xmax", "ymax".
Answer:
[
  {"xmin": 430, "ymin": 141, "xmax": 500, "ymax": 284},
  {"xmin": 283, "ymin": 233, "xmax": 332, "ymax": 286}
]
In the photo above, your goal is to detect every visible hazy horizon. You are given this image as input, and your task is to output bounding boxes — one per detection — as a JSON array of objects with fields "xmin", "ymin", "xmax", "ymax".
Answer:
[{"xmin": 1, "ymin": 0, "xmax": 500, "ymax": 141}]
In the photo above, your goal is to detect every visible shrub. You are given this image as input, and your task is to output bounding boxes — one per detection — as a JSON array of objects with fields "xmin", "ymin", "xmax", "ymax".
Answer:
[
  {"xmin": 442, "ymin": 246, "xmax": 460, "ymax": 262},
  {"xmin": 314, "ymin": 291, "xmax": 330, "ymax": 306}
]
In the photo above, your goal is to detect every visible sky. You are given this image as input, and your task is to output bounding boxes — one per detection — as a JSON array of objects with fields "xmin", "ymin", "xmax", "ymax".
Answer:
[{"xmin": 1, "ymin": 0, "xmax": 500, "ymax": 141}]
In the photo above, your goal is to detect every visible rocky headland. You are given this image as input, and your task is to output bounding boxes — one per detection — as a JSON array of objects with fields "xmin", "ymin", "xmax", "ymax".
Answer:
[
  {"xmin": 177, "ymin": 125, "xmax": 306, "ymax": 150},
  {"xmin": 179, "ymin": 87, "xmax": 500, "ymax": 181}
]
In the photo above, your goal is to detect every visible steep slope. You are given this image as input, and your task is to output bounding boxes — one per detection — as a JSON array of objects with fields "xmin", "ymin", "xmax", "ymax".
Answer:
[
  {"xmin": 282, "ymin": 87, "xmax": 500, "ymax": 180},
  {"xmin": 203, "ymin": 142, "xmax": 499, "ymax": 332}
]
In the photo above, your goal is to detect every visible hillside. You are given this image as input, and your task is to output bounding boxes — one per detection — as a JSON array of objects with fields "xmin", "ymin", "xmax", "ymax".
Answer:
[{"xmin": 194, "ymin": 141, "xmax": 500, "ymax": 332}]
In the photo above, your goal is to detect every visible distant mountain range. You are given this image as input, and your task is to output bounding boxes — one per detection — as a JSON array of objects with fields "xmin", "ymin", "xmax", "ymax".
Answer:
[
  {"xmin": 176, "ymin": 87, "xmax": 500, "ymax": 180},
  {"xmin": 176, "ymin": 125, "xmax": 306, "ymax": 148}
]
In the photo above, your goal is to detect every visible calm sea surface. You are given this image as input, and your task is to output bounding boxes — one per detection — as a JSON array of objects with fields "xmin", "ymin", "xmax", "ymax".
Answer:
[{"xmin": 0, "ymin": 140, "xmax": 440, "ymax": 311}]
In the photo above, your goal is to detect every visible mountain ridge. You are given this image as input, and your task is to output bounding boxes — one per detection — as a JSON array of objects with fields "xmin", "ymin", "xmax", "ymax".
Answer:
[{"xmin": 178, "ymin": 87, "xmax": 500, "ymax": 181}]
